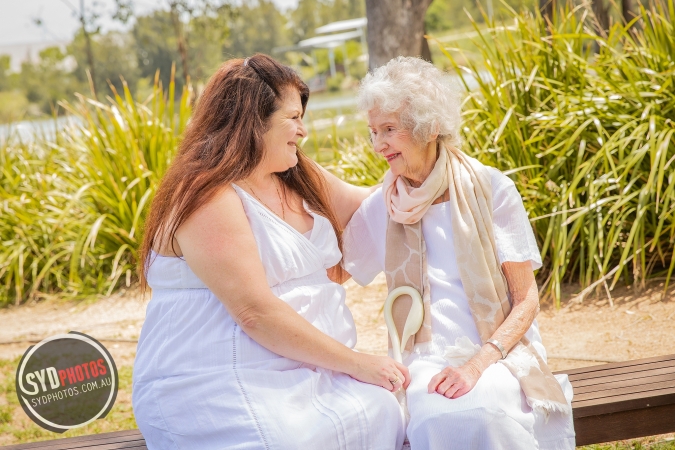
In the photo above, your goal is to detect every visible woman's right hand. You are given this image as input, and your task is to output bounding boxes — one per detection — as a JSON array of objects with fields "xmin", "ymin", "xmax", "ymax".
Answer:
[{"xmin": 347, "ymin": 353, "xmax": 411, "ymax": 392}]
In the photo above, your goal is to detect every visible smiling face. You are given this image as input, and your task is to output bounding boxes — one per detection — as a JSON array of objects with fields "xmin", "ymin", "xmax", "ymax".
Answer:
[
  {"xmin": 261, "ymin": 87, "xmax": 307, "ymax": 173},
  {"xmin": 368, "ymin": 109, "xmax": 438, "ymax": 185}
]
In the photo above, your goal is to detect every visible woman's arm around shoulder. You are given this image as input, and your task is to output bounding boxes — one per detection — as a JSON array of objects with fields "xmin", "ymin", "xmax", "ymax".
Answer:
[
  {"xmin": 316, "ymin": 164, "xmax": 379, "ymax": 229},
  {"xmin": 174, "ymin": 185, "xmax": 409, "ymax": 391}
]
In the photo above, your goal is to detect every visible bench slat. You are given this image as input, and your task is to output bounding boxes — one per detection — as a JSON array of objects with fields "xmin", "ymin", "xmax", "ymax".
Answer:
[
  {"xmin": 0, "ymin": 431, "xmax": 145, "ymax": 450},
  {"xmin": 573, "ymin": 384, "xmax": 675, "ymax": 408},
  {"xmin": 571, "ymin": 365, "xmax": 675, "ymax": 388},
  {"xmin": 567, "ymin": 360, "xmax": 675, "ymax": 382},
  {"xmin": 0, "ymin": 442, "xmax": 146, "ymax": 450},
  {"xmin": 573, "ymin": 372, "xmax": 675, "ymax": 397},
  {"xmin": 572, "ymin": 386, "xmax": 675, "ymax": 418},
  {"xmin": 563, "ymin": 354, "xmax": 675, "ymax": 380},
  {"xmin": 0, "ymin": 440, "xmax": 145, "ymax": 450},
  {"xmin": 26, "ymin": 444, "xmax": 147, "ymax": 450}
]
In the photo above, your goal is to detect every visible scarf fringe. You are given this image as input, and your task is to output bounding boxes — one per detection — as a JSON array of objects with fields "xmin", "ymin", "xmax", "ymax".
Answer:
[{"xmin": 527, "ymin": 397, "xmax": 573, "ymax": 421}]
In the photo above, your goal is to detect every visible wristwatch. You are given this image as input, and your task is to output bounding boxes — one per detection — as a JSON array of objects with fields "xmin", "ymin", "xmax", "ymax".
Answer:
[{"xmin": 487, "ymin": 339, "xmax": 508, "ymax": 359}]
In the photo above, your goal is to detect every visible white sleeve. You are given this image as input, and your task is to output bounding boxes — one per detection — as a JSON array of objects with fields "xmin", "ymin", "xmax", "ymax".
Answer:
[
  {"xmin": 489, "ymin": 168, "xmax": 543, "ymax": 270},
  {"xmin": 342, "ymin": 190, "xmax": 387, "ymax": 286}
]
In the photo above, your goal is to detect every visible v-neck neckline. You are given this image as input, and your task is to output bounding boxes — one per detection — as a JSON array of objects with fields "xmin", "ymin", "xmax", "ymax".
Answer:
[{"xmin": 233, "ymin": 183, "xmax": 318, "ymax": 242}]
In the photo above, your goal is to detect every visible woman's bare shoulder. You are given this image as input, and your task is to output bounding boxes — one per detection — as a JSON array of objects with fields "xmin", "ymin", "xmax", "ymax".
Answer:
[{"xmin": 154, "ymin": 184, "xmax": 244, "ymax": 257}]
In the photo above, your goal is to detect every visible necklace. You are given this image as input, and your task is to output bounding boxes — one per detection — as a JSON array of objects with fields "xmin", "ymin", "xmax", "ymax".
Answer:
[{"xmin": 245, "ymin": 177, "xmax": 286, "ymax": 220}]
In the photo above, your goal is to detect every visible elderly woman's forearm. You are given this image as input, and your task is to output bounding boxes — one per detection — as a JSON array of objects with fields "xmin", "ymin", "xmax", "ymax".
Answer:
[
  {"xmin": 466, "ymin": 298, "xmax": 538, "ymax": 374},
  {"xmin": 490, "ymin": 295, "xmax": 538, "ymax": 351},
  {"xmin": 466, "ymin": 262, "xmax": 540, "ymax": 373},
  {"xmin": 491, "ymin": 261, "xmax": 540, "ymax": 351}
]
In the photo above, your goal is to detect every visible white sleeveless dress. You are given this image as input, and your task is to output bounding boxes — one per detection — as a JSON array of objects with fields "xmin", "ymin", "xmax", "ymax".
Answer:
[{"xmin": 132, "ymin": 184, "xmax": 406, "ymax": 450}]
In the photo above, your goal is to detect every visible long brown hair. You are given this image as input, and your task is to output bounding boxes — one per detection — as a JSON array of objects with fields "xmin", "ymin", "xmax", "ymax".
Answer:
[{"xmin": 139, "ymin": 54, "xmax": 343, "ymax": 287}]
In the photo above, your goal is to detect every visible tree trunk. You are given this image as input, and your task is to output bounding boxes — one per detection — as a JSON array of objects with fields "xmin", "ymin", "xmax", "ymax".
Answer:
[
  {"xmin": 169, "ymin": 3, "xmax": 190, "ymax": 83},
  {"xmin": 420, "ymin": 24, "xmax": 432, "ymax": 63},
  {"xmin": 540, "ymin": 0, "xmax": 554, "ymax": 22},
  {"xmin": 622, "ymin": 0, "xmax": 634, "ymax": 23},
  {"xmin": 365, "ymin": 0, "xmax": 434, "ymax": 70},
  {"xmin": 592, "ymin": 0, "xmax": 610, "ymax": 36},
  {"xmin": 80, "ymin": 0, "xmax": 96, "ymax": 97},
  {"xmin": 82, "ymin": 28, "xmax": 96, "ymax": 97}
]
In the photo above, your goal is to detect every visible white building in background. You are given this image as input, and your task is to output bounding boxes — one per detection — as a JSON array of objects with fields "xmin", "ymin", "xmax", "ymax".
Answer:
[{"xmin": 275, "ymin": 17, "xmax": 367, "ymax": 83}]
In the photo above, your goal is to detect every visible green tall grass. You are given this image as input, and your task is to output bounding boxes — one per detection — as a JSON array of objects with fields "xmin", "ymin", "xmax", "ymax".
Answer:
[
  {"xmin": 431, "ymin": 1, "xmax": 675, "ymax": 305},
  {"xmin": 327, "ymin": 1, "xmax": 675, "ymax": 305},
  {"xmin": 0, "ymin": 74, "xmax": 192, "ymax": 306},
  {"xmin": 323, "ymin": 134, "xmax": 389, "ymax": 186}
]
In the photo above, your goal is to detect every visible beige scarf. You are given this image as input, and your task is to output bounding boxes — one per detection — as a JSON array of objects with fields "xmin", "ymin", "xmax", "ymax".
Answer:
[{"xmin": 383, "ymin": 139, "xmax": 570, "ymax": 415}]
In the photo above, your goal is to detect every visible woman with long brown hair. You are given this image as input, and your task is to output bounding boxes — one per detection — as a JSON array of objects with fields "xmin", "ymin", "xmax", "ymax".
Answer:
[{"xmin": 132, "ymin": 54, "xmax": 408, "ymax": 449}]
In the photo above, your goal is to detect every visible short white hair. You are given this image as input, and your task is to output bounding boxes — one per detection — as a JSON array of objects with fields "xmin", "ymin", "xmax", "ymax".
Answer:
[{"xmin": 357, "ymin": 56, "xmax": 463, "ymax": 147}]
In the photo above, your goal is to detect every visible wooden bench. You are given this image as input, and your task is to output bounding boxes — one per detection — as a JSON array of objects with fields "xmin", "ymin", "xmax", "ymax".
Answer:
[
  {"xmin": 555, "ymin": 353, "xmax": 675, "ymax": 446},
  {"xmin": 3, "ymin": 354, "xmax": 674, "ymax": 449},
  {"xmin": 0, "ymin": 430, "xmax": 146, "ymax": 450}
]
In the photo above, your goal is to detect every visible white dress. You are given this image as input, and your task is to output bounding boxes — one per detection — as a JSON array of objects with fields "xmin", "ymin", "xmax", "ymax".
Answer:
[
  {"xmin": 132, "ymin": 184, "xmax": 406, "ymax": 450},
  {"xmin": 343, "ymin": 168, "xmax": 576, "ymax": 450}
]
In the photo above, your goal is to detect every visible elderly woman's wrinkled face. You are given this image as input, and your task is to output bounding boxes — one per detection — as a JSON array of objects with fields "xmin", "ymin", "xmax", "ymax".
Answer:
[
  {"xmin": 368, "ymin": 109, "xmax": 437, "ymax": 185},
  {"xmin": 261, "ymin": 88, "xmax": 307, "ymax": 173}
]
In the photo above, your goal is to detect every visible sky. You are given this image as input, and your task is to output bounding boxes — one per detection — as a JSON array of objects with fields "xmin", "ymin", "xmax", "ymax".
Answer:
[{"xmin": 0, "ymin": 0, "xmax": 299, "ymax": 47}]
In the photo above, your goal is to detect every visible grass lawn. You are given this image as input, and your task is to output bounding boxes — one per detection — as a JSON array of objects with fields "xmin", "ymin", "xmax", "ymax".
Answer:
[
  {"xmin": 581, "ymin": 439, "xmax": 675, "ymax": 449},
  {"xmin": 0, "ymin": 356, "xmax": 136, "ymax": 446}
]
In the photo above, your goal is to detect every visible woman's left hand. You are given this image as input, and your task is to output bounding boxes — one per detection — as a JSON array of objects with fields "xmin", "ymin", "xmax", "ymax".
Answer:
[{"xmin": 428, "ymin": 363, "xmax": 482, "ymax": 399}]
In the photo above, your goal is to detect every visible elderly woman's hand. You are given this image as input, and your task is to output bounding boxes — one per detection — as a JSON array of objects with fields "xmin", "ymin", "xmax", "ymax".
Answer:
[{"xmin": 427, "ymin": 362, "xmax": 482, "ymax": 398}]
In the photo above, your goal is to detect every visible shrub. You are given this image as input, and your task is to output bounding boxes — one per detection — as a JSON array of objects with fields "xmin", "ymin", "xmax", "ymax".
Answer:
[
  {"xmin": 0, "ymin": 75, "xmax": 192, "ymax": 306},
  {"xmin": 432, "ymin": 1, "xmax": 675, "ymax": 304},
  {"xmin": 327, "ymin": 72, "xmax": 345, "ymax": 92},
  {"xmin": 0, "ymin": 91, "xmax": 29, "ymax": 123}
]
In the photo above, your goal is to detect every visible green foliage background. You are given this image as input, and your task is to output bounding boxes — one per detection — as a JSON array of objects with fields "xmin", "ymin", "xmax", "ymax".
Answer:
[
  {"xmin": 325, "ymin": 1, "xmax": 675, "ymax": 306},
  {"xmin": 1, "ymin": 78, "xmax": 191, "ymax": 305},
  {"xmin": 456, "ymin": 2, "xmax": 675, "ymax": 305},
  {"xmin": 1, "ymin": 1, "xmax": 674, "ymax": 307}
]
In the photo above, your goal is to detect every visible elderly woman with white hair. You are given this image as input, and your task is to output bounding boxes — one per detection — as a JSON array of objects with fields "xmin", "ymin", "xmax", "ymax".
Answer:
[{"xmin": 342, "ymin": 56, "xmax": 576, "ymax": 449}]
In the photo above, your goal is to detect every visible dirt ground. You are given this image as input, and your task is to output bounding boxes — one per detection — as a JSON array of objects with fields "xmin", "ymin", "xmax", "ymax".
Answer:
[
  {"xmin": 1, "ymin": 275, "xmax": 674, "ymax": 372},
  {"xmin": 0, "ymin": 289, "xmax": 147, "ymax": 367}
]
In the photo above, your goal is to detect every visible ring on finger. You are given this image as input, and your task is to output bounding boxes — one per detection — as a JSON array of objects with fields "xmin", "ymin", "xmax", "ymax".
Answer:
[{"xmin": 389, "ymin": 375, "xmax": 400, "ymax": 386}]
